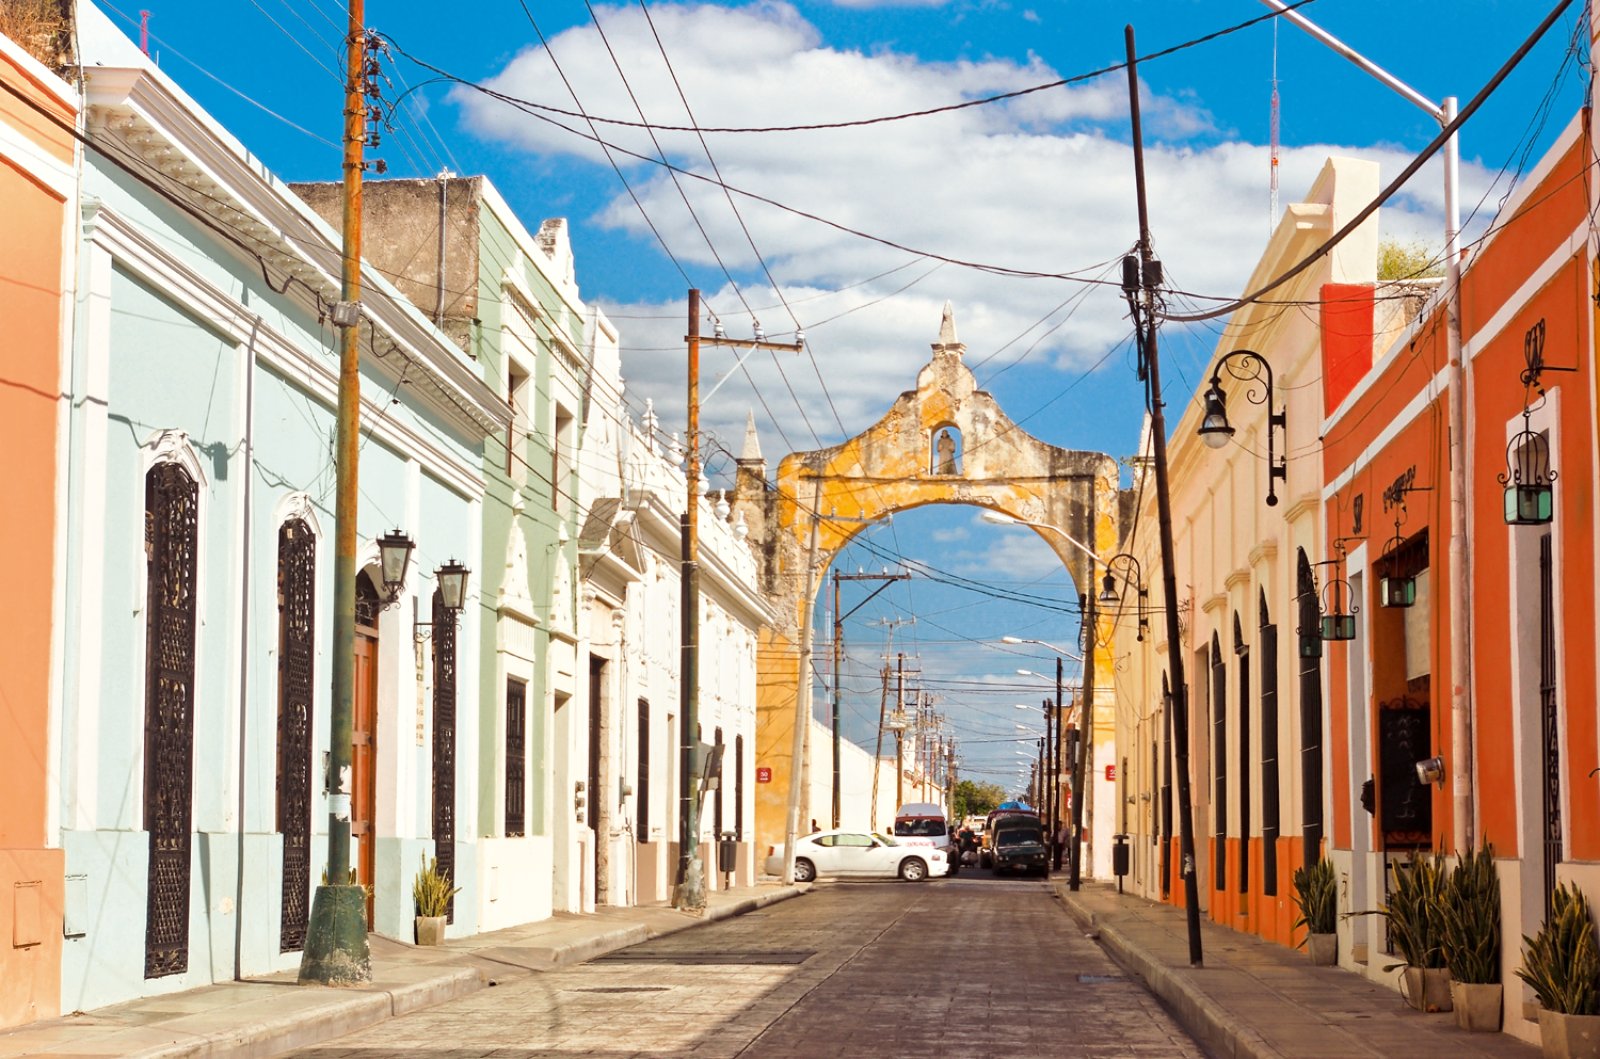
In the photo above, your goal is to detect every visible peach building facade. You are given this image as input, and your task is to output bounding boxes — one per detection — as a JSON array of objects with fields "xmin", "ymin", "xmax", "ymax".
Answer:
[{"xmin": 0, "ymin": 30, "xmax": 76, "ymax": 1029}]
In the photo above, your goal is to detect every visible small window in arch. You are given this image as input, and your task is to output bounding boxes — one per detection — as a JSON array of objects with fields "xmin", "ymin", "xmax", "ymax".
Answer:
[{"xmin": 931, "ymin": 426, "xmax": 962, "ymax": 475}]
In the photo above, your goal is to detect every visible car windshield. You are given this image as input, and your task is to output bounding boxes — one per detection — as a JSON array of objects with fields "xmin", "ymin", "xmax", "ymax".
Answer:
[
  {"xmin": 996, "ymin": 830, "xmax": 1040, "ymax": 847},
  {"xmin": 894, "ymin": 819, "xmax": 945, "ymax": 837}
]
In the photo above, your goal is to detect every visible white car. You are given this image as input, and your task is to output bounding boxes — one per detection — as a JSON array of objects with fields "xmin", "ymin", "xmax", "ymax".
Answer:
[{"xmin": 763, "ymin": 829, "xmax": 950, "ymax": 882}]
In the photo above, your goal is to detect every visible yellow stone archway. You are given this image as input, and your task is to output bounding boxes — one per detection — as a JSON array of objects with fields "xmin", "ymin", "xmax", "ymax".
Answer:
[{"xmin": 731, "ymin": 305, "xmax": 1123, "ymax": 854}]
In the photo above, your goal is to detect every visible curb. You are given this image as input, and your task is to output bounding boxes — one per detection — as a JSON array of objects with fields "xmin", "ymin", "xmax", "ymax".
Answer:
[
  {"xmin": 1056, "ymin": 889, "xmax": 1281, "ymax": 1059},
  {"xmin": 130, "ymin": 966, "xmax": 482, "ymax": 1059},
  {"xmin": 109, "ymin": 887, "xmax": 804, "ymax": 1059}
]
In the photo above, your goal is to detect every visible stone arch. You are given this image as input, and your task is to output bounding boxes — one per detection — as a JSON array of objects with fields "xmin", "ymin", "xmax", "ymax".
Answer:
[{"xmin": 733, "ymin": 302, "xmax": 1123, "ymax": 851}]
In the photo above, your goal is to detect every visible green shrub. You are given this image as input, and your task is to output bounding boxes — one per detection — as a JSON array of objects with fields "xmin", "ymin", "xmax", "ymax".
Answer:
[
  {"xmin": 413, "ymin": 854, "xmax": 460, "ymax": 918},
  {"xmin": 1517, "ymin": 883, "xmax": 1600, "ymax": 1015},
  {"xmin": 1292, "ymin": 858, "xmax": 1337, "ymax": 938},
  {"xmin": 1442, "ymin": 843, "xmax": 1501, "ymax": 985}
]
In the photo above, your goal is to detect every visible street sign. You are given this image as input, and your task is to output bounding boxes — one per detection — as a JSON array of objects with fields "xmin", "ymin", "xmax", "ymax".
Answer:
[
  {"xmin": 1105, "ymin": 764, "xmax": 1117, "ymax": 781},
  {"xmin": 756, "ymin": 767, "xmax": 772, "ymax": 783}
]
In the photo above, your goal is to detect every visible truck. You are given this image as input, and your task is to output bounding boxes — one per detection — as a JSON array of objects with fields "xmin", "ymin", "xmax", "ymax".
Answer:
[
  {"xmin": 989, "ymin": 813, "xmax": 1049, "ymax": 877},
  {"xmin": 978, "ymin": 800, "xmax": 1039, "ymax": 869},
  {"xmin": 892, "ymin": 802, "xmax": 959, "ymax": 876}
]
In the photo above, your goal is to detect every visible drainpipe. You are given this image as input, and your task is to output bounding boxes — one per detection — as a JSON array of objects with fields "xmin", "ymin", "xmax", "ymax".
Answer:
[
  {"xmin": 433, "ymin": 172, "xmax": 450, "ymax": 326},
  {"xmin": 234, "ymin": 316, "xmax": 261, "ymax": 980}
]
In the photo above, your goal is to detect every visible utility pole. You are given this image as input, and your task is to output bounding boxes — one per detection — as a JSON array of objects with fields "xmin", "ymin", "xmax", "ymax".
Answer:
[
  {"xmin": 300, "ymin": 2, "xmax": 378, "ymax": 986},
  {"xmin": 829, "ymin": 571, "xmax": 907, "ymax": 827},
  {"xmin": 1070, "ymin": 588, "xmax": 1095, "ymax": 891},
  {"xmin": 895, "ymin": 653, "xmax": 905, "ymax": 810},
  {"xmin": 871, "ymin": 663, "xmax": 889, "ymax": 830},
  {"xmin": 685, "ymin": 293, "xmax": 802, "ymax": 903},
  {"xmin": 1052, "ymin": 656, "xmax": 1063, "ymax": 849},
  {"xmin": 1123, "ymin": 24, "xmax": 1203, "ymax": 965}
]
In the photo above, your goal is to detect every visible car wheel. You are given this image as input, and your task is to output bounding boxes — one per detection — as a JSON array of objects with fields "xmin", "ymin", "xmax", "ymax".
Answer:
[
  {"xmin": 792, "ymin": 857, "xmax": 815, "ymax": 883},
  {"xmin": 899, "ymin": 857, "xmax": 928, "ymax": 882}
]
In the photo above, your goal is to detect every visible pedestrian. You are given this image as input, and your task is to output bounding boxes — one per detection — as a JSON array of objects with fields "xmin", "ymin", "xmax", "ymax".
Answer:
[
  {"xmin": 810, "ymin": 819, "xmax": 821, "ymax": 834},
  {"xmin": 1054, "ymin": 823, "xmax": 1069, "ymax": 871}
]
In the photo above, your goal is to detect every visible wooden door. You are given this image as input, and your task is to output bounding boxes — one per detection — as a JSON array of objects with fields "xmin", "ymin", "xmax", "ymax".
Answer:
[{"xmin": 353, "ymin": 630, "xmax": 378, "ymax": 927}]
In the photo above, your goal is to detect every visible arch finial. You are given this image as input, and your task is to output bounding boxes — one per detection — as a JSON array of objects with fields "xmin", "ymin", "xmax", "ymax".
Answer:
[{"xmin": 932, "ymin": 301, "xmax": 964, "ymax": 356}]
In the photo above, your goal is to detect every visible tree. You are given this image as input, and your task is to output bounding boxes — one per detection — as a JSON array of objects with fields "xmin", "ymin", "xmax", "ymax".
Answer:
[
  {"xmin": 1377, "ymin": 238, "xmax": 1445, "ymax": 281},
  {"xmin": 952, "ymin": 780, "xmax": 1007, "ymax": 821}
]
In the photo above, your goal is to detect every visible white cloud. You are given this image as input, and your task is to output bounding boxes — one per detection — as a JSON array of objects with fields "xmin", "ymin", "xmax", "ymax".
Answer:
[{"xmin": 454, "ymin": 2, "xmax": 1486, "ymax": 457}]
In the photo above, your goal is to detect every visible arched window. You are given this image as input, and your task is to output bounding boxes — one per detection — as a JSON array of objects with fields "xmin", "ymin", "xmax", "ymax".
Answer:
[
  {"xmin": 1210, "ymin": 631, "xmax": 1226, "ymax": 892},
  {"xmin": 1258, "ymin": 588, "xmax": 1280, "ymax": 896},
  {"xmin": 1234, "ymin": 610, "xmax": 1250, "ymax": 895},
  {"xmin": 143, "ymin": 460, "xmax": 199, "ymax": 979},
  {"xmin": 276, "ymin": 517, "xmax": 316, "ymax": 952},
  {"xmin": 1297, "ymin": 548, "xmax": 1324, "ymax": 873},
  {"xmin": 432, "ymin": 588, "xmax": 458, "ymax": 920}
]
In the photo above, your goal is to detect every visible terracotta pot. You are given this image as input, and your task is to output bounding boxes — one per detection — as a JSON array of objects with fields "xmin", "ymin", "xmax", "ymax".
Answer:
[
  {"xmin": 1450, "ymin": 981, "xmax": 1503, "ymax": 1033},
  {"xmin": 1401, "ymin": 966, "xmax": 1454, "ymax": 1013},
  {"xmin": 1539, "ymin": 1009, "xmax": 1600, "ymax": 1059},
  {"xmin": 415, "ymin": 915, "xmax": 447, "ymax": 946},
  {"xmin": 1307, "ymin": 933, "xmax": 1337, "ymax": 966}
]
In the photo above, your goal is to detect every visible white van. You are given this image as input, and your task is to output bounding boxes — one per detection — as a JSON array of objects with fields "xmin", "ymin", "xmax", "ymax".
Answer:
[{"xmin": 892, "ymin": 802, "xmax": 958, "ymax": 875}]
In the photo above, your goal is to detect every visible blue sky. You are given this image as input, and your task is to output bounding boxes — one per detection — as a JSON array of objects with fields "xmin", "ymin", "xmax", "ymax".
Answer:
[{"xmin": 93, "ymin": 0, "xmax": 1590, "ymax": 795}]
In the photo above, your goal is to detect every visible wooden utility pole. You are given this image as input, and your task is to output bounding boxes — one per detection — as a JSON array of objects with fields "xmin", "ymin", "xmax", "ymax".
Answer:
[
  {"xmin": 300, "ymin": 0, "xmax": 374, "ymax": 985},
  {"xmin": 1124, "ymin": 24, "xmax": 1203, "ymax": 965},
  {"xmin": 674, "ymin": 289, "xmax": 705, "ymax": 910}
]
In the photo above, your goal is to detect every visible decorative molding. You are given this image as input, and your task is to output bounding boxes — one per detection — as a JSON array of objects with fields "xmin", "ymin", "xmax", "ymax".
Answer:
[
  {"xmin": 1247, "ymin": 539, "xmax": 1277, "ymax": 567},
  {"xmin": 1282, "ymin": 492, "xmax": 1322, "ymax": 525},
  {"xmin": 1224, "ymin": 567, "xmax": 1252, "ymax": 593},
  {"xmin": 1201, "ymin": 591, "xmax": 1228, "ymax": 616},
  {"xmin": 85, "ymin": 204, "xmax": 489, "ymax": 500}
]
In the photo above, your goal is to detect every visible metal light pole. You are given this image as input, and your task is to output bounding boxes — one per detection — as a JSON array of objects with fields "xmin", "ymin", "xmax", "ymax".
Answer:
[
  {"xmin": 300, "ymin": 0, "xmax": 373, "ymax": 985},
  {"xmin": 1260, "ymin": 0, "xmax": 1472, "ymax": 857},
  {"xmin": 1124, "ymin": 24, "xmax": 1203, "ymax": 965}
]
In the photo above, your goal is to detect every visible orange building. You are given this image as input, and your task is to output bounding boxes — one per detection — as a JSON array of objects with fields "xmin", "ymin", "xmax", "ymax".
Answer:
[
  {"xmin": 0, "ymin": 29, "xmax": 75, "ymax": 1029},
  {"xmin": 1321, "ymin": 108, "xmax": 1599, "ymax": 1044}
]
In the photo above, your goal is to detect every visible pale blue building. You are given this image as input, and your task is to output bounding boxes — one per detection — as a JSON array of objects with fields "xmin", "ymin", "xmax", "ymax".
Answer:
[{"xmin": 52, "ymin": 7, "xmax": 506, "ymax": 1012}]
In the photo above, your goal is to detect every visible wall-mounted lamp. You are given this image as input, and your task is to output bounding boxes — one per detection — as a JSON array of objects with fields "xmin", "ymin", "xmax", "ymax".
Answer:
[
  {"xmin": 413, "ymin": 560, "xmax": 471, "ymax": 643},
  {"xmin": 1415, "ymin": 755, "xmax": 1445, "ymax": 787},
  {"xmin": 1195, "ymin": 349, "xmax": 1288, "ymax": 507},
  {"xmin": 1378, "ymin": 512, "xmax": 1417, "ymax": 609},
  {"xmin": 376, "ymin": 529, "xmax": 415, "ymax": 606},
  {"xmin": 1097, "ymin": 553, "xmax": 1149, "ymax": 642},
  {"xmin": 1500, "ymin": 319, "xmax": 1569, "ymax": 526},
  {"xmin": 1309, "ymin": 544, "xmax": 1358, "ymax": 643}
]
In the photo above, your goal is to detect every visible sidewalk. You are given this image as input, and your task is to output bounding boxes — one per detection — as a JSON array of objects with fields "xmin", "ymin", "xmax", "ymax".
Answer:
[
  {"xmin": 1056, "ymin": 881, "xmax": 1537, "ymax": 1059},
  {"xmin": 0, "ymin": 882, "xmax": 803, "ymax": 1059}
]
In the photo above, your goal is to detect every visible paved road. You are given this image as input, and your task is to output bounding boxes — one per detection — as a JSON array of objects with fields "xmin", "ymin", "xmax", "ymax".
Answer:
[{"xmin": 288, "ymin": 874, "xmax": 1206, "ymax": 1058}]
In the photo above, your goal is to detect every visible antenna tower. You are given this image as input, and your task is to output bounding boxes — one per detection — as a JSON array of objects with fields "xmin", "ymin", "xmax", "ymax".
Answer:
[{"xmin": 1269, "ymin": 19, "xmax": 1281, "ymax": 233}]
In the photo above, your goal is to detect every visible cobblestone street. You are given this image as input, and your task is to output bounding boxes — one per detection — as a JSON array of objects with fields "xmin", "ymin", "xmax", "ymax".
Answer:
[{"xmin": 286, "ymin": 877, "xmax": 1204, "ymax": 1059}]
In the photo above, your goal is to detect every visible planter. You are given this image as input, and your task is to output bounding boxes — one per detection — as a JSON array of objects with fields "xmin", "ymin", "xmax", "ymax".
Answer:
[
  {"xmin": 1307, "ymin": 933, "xmax": 1337, "ymax": 966},
  {"xmin": 1401, "ymin": 966, "xmax": 1454, "ymax": 1013},
  {"xmin": 1450, "ymin": 981, "xmax": 1503, "ymax": 1033},
  {"xmin": 415, "ymin": 915, "xmax": 447, "ymax": 946},
  {"xmin": 1538, "ymin": 1010, "xmax": 1600, "ymax": 1059}
]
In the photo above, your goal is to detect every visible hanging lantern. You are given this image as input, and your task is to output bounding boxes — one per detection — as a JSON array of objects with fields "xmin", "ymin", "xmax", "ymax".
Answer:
[
  {"xmin": 1378, "ymin": 574, "xmax": 1417, "ymax": 609},
  {"xmin": 1500, "ymin": 415, "xmax": 1554, "ymax": 525},
  {"xmin": 375, "ymin": 529, "xmax": 414, "ymax": 603}
]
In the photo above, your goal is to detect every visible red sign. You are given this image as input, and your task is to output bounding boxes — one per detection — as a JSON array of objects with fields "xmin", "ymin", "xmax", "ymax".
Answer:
[
  {"xmin": 1105, "ymin": 764, "xmax": 1117, "ymax": 781},
  {"xmin": 756, "ymin": 767, "xmax": 772, "ymax": 783}
]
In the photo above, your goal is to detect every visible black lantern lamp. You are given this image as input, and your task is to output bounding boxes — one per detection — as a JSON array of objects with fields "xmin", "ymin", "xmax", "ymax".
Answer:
[
  {"xmin": 1500, "ymin": 318, "xmax": 1569, "ymax": 526},
  {"xmin": 375, "ymin": 529, "xmax": 414, "ymax": 606},
  {"xmin": 1313, "ymin": 547, "xmax": 1358, "ymax": 642},
  {"xmin": 1194, "ymin": 349, "xmax": 1288, "ymax": 507},
  {"xmin": 414, "ymin": 560, "xmax": 472, "ymax": 643},
  {"xmin": 1378, "ymin": 518, "xmax": 1417, "ymax": 609},
  {"xmin": 1098, "ymin": 553, "xmax": 1150, "ymax": 642},
  {"xmin": 1500, "ymin": 411, "xmax": 1555, "ymax": 526}
]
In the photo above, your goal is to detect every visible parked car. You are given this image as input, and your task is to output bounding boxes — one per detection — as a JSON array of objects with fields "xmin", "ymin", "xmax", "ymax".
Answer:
[
  {"xmin": 979, "ymin": 802, "xmax": 1039, "ymax": 868},
  {"xmin": 763, "ymin": 829, "xmax": 949, "ymax": 882},
  {"xmin": 990, "ymin": 816, "xmax": 1049, "ymax": 877}
]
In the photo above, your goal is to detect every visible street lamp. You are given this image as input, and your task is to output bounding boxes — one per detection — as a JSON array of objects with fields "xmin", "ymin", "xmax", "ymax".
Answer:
[
  {"xmin": 414, "ymin": 561, "xmax": 472, "ymax": 643},
  {"xmin": 1097, "ymin": 553, "xmax": 1149, "ymax": 641},
  {"xmin": 375, "ymin": 528, "xmax": 415, "ymax": 605},
  {"xmin": 1194, "ymin": 350, "xmax": 1287, "ymax": 507}
]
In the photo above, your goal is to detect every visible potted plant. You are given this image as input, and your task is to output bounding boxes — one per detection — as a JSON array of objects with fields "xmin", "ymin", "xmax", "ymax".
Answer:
[
  {"xmin": 1442, "ymin": 843, "xmax": 1502, "ymax": 1032},
  {"xmin": 1293, "ymin": 857, "xmax": 1338, "ymax": 965},
  {"xmin": 413, "ymin": 854, "xmax": 459, "ymax": 946},
  {"xmin": 1356, "ymin": 848, "xmax": 1452, "ymax": 1012},
  {"xmin": 1518, "ymin": 882, "xmax": 1600, "ymax": 1059}
]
